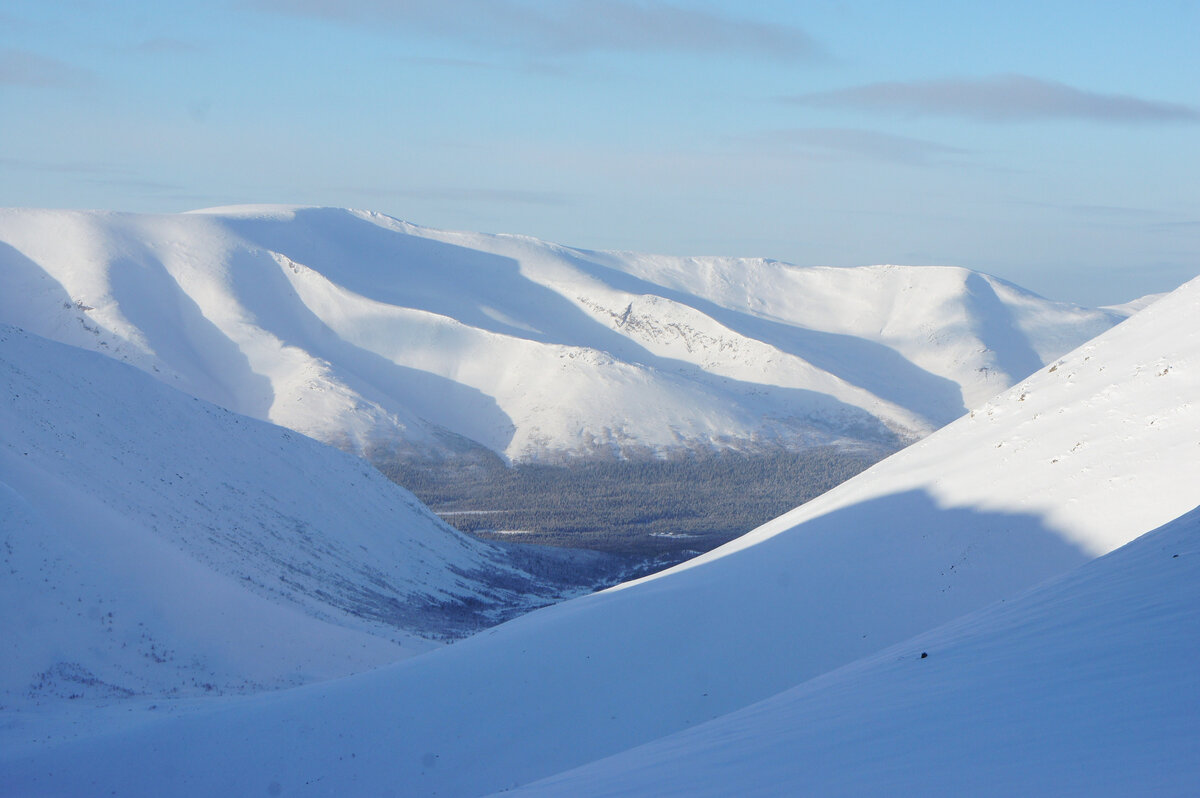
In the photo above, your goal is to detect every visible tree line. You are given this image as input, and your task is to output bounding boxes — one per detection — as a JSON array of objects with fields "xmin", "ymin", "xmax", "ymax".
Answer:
[{"xmin": 376, "ymin": 446, "xmax": 888, "ymax": 558}]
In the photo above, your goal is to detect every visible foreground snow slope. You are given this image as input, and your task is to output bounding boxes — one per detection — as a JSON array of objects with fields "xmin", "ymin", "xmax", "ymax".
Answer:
[
  {"xmin": 0, "ymin": 205, "xmax": 1119, "ymax": 460},
  {"xmin": 0, "ymin": 325, "xmax": 552, "ymax": 707},
  {"xmin": 512, "ymin": 505, "xmax": 1200, "ymax": 797},
  {"xmin": 2, "ymin": 288, "xmax": 1194, "ymax": 794}
]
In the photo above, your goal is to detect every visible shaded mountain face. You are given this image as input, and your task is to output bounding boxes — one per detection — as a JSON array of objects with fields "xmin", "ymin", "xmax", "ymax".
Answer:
[
  {"xmin": 0, "ymin": 205, "xmax": 1121, "ymax": 464},
  {"xmin": 4, "ymin": 273, "xmax": 1193, "ymax": 796},
  {"xmin": 0, "ymin": 205, "xmax": 1127, "ymax": 556},
  {"xmin": 508, "ymin": 503, "xmax": 1200, "ymax": 798},
  {"xmin": 0, "ymin": 325, "xmax": 615, "ymax": 707}
]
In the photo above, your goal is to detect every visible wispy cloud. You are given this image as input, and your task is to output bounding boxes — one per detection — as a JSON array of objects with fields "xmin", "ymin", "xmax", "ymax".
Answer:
[
  {"xmin": 1006, "ymin": 198, "xmax": 1179, "ymax": 219},
  {"xmin": 751, "ymin": 127, "xmax": 968, "ymax": 165},
  {"xmin": 788, "ymin": 74, "xmax": 1199, "ymax": 124},
  {"xmin": 338, "ymin": 185, "xmax": 574, "ymax": 206},
  {"xmin": 0, "ymin": 49, "xmax": 93, "ymax": 88},
  {"xmin": 1148, "ymin": 219, "xmax": 1200, "ymax": 233},
  {"xmin": 0, "ymin": 158, "xmax": 120, "ymax": 176},
  {"xmin": 395, "ymin": 55, "xmax": 570, "ymax": 77},
  {"xmin": 251, "ymin": 0, "xmax": 825, "ymax": 60},
  {"xmin": 0, "ymin": 158, "xmax": 182, "ymax": 193},
  {"xmin": 80, "ymin": 176, "xmax": 186, "ymax": 192},
  {"xmin": 1065, "ymin": 203, "xmax": 1168, "ymax": 219},
  {"xmin": 1001, "ymin": 198, "xmax": 1200, "ymax": 235},
  {"xmin": 397, "ymin": 55, "xmax": 498, "ymax": 70},
  {"xmin": 126, "ymin": 37, "xmax": 205, "ymax": 56}
]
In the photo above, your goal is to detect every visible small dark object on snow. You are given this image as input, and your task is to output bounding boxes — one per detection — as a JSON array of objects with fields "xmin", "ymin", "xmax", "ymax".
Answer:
[{"xmin": 920, "ymin": 652, "xmax": 928, "ymax": 659}]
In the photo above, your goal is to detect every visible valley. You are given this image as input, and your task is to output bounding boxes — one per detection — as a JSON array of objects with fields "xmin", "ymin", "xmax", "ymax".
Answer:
[
  {"xmin": 1, "ymin": 206, "xmax": 1195, "ymax": 797},
  {"xmin": 381, "ymin": 446, "xmax": 888, "ymax": 559},
  {"xmin": 0, "ymin": 205, "xmax": 1123, "ymax": 562},
  {"xmin": 5, "ymin": 4, "xmax": 1194, "ymax": 793}
]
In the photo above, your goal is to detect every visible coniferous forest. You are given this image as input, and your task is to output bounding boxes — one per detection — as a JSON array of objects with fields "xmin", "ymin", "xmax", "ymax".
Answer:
[{"xmin": 378, "ymin": 446, "xmax": 889, "ymax": 559}]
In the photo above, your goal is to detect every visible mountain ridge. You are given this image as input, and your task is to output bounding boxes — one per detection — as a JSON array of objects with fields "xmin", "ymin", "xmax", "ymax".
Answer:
[
  {"xmin": 508, "ymin": 503, "xmax": 1200, "ymax": 797},
  {"xmin": 3, "ymin": 259, "xmax": 1193, "ymax": 796},
  {"xmin": 0, "ymin": 324, "xmax": 602, "ymax": 709},
  {"xmin": 0, "ymin": 205, "xmax": 1122, "ymax": 463}
]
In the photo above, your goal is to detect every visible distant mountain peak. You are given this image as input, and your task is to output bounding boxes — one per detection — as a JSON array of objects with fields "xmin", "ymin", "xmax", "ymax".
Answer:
[{"xmin": 0, "ymin": 206, "xmax": 1122, "ymax": 463}]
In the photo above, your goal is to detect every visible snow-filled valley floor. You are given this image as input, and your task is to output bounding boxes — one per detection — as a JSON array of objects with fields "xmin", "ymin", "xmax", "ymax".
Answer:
[{"xmin": 1, "ymin": 208, "xmax": 1197, "ymax": 796}]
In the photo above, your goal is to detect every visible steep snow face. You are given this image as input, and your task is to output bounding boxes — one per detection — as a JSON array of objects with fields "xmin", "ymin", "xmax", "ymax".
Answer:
[
  {"xmin": 695, "ymin": 270, "xmax": 1200, "ymax": 564},
  {"xmin": 510, "ymin": 505, "xmax": 1200, "ymax": 798},
  {"xmin": 0, "ymin": 206, "xmax": 1121, "ymax": 461},
  {"xmin": 0, "ymin": 326, "xmax": 549, "ymax": 706},
  {"xmin": 3, "ymin": 276, "xmax": 1194, "ymax": 796}
]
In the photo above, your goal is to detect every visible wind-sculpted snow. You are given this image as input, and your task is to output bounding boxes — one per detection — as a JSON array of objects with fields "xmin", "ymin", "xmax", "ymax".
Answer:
[
  {"xmin": 0, "ymin": 205, "xmax": 1121, "ymax": 461},
  {"xmin": 0, "ymin": 326, "xmax": 566, "ymax": 709},
  {"xmin": 2, "ymin": 275, "xmax": 1194, "ymax": 794},
  {"xmin": 510, "ymin": 505, "xmax": 1200, "ymax": 797}
]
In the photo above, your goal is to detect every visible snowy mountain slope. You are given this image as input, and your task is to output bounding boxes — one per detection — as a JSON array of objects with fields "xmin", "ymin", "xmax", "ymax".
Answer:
[
  {"xmin": 509, "ymin": 505, "xmax": 1200, "ymax": 798},
  {"xmin": 1103, "ymin": 291, "xmax": 1167, "ymax": 316},
  {"xmin": 3, "ymin": 277, "xmax": 1194, "ymax": 795},
  {"xmin": 0, "ymin": 205, "xmax": 1121, "ymax": 461},
  {"xmin": 0, "ymin": 325, "xmax": 564, "ymax": 707}
]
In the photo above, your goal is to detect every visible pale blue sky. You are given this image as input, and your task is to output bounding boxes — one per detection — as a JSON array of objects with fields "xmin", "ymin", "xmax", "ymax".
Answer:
[{"xmin": 2, "ymin": 0, "xmax": 1197, "ymax": 305}]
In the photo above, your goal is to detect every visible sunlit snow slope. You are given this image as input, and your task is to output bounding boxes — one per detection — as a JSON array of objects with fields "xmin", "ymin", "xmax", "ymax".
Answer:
[
  {"xmin": 0, "ymin": 325, "xmax": 556, "ymax": 707},
  {"xmin": 2, "ymin": 279, "xmax": 1194, "ymax": 795},
  {"xmin": 0, "ymin": 205, "xmax": 1120, "ymax": 461},
  {"xmin": 511, "ymin": 505, "xmax": 1200, "ymax": 797}
]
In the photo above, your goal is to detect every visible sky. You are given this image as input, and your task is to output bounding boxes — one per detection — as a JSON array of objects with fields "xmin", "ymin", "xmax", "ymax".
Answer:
[{"xmin": 1, "ymin": 1, "xmax": 1197, "ymax": 306}]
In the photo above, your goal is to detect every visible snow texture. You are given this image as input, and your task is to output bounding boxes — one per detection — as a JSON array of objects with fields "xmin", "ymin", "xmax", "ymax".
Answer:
[
  {"xmin": 0, "ymin": 325, "xmax": 556, "ymax": 712},
  {"xmin": 1, "ymin": 263, "xmax": 1195, "ymax": 794},
  {"xmin": 0, "ymin": 205, "xmax": 1121, "ymax": 462},
  {"xmin": 511, "ymin": 504, "xmax": 1200, "ymax": 797}
]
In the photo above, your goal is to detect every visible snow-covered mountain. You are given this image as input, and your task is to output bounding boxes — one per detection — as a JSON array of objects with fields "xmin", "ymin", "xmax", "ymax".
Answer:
[
  {"xmin": 0, "ymin": 205, "xmax": 1121, "ymax": 462},
  {"xmin": 511, "ymin": 504, "xmax": 1200, "ymax": 797},
  {"xmin": 0, "ymin": 325, "xmax": 580, "ymax": 708},
  {"xmin": 3, "ymin": 275, "xmax": 1194, "ymax": 793}
]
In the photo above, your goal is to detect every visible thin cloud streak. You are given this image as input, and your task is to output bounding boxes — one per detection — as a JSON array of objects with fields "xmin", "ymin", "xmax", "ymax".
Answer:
[
  {"xmin": 81, "ymin": 177, "xmax": 186, "ymax": 193},
  {"xmin": 1147, "ymin": 219, "xmax": 1200, "ymax": 233},
  {"xmin": 1003, "ymin": 198, "xmax": 1181, "ymax": 220},
  {"xmin": 0, "ymin": 159, "xmax": 182, "ymax": 194},
  {"xmin": 753, "ymin": 127, "xmax": 968, "ymax": 165},
  {"xmin": 395, "ymin": 55, "xmax": 570, "ymax": 77},
  {"xmin": 126, "ymin": 38, "xmax": 205, "ymax": 55},
  {"xmin": 1067, "ymin": 203, "xmax": 1164, "ymax": 218},
  {"xmin": 0, "ymin": 49, "xmax": 94, "ymax": 88},
  {"xmin": 788, "ymin": 74, "xmax": 1199, "ymax": 124},
  {"xmin": 340, "ymin": 185, "xmax": 574, "ymax": 206},
  {"xmin": 250, "ymin": 0, "xmax": 825, "ymax": 60},
  {"xmin": 0, "ymin": 158, "xmax": 126, "ymax": 176}
]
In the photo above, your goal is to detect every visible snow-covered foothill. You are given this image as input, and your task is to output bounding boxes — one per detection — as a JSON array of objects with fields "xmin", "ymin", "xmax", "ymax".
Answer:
[
  {"xmin": 0, "ymin": 325, "xmax": 557, "ymax": 711},
  {"xmin": 1103, "ymin": 291, "xmax": 1167, "ymax": 316},
  {"xmin": 509, "ymin": 504, "xmax": 1200, "ymax": 797},
  {"xmin": 0, "ymin": 206, "xmax": 1122, "ymax": 461}
]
